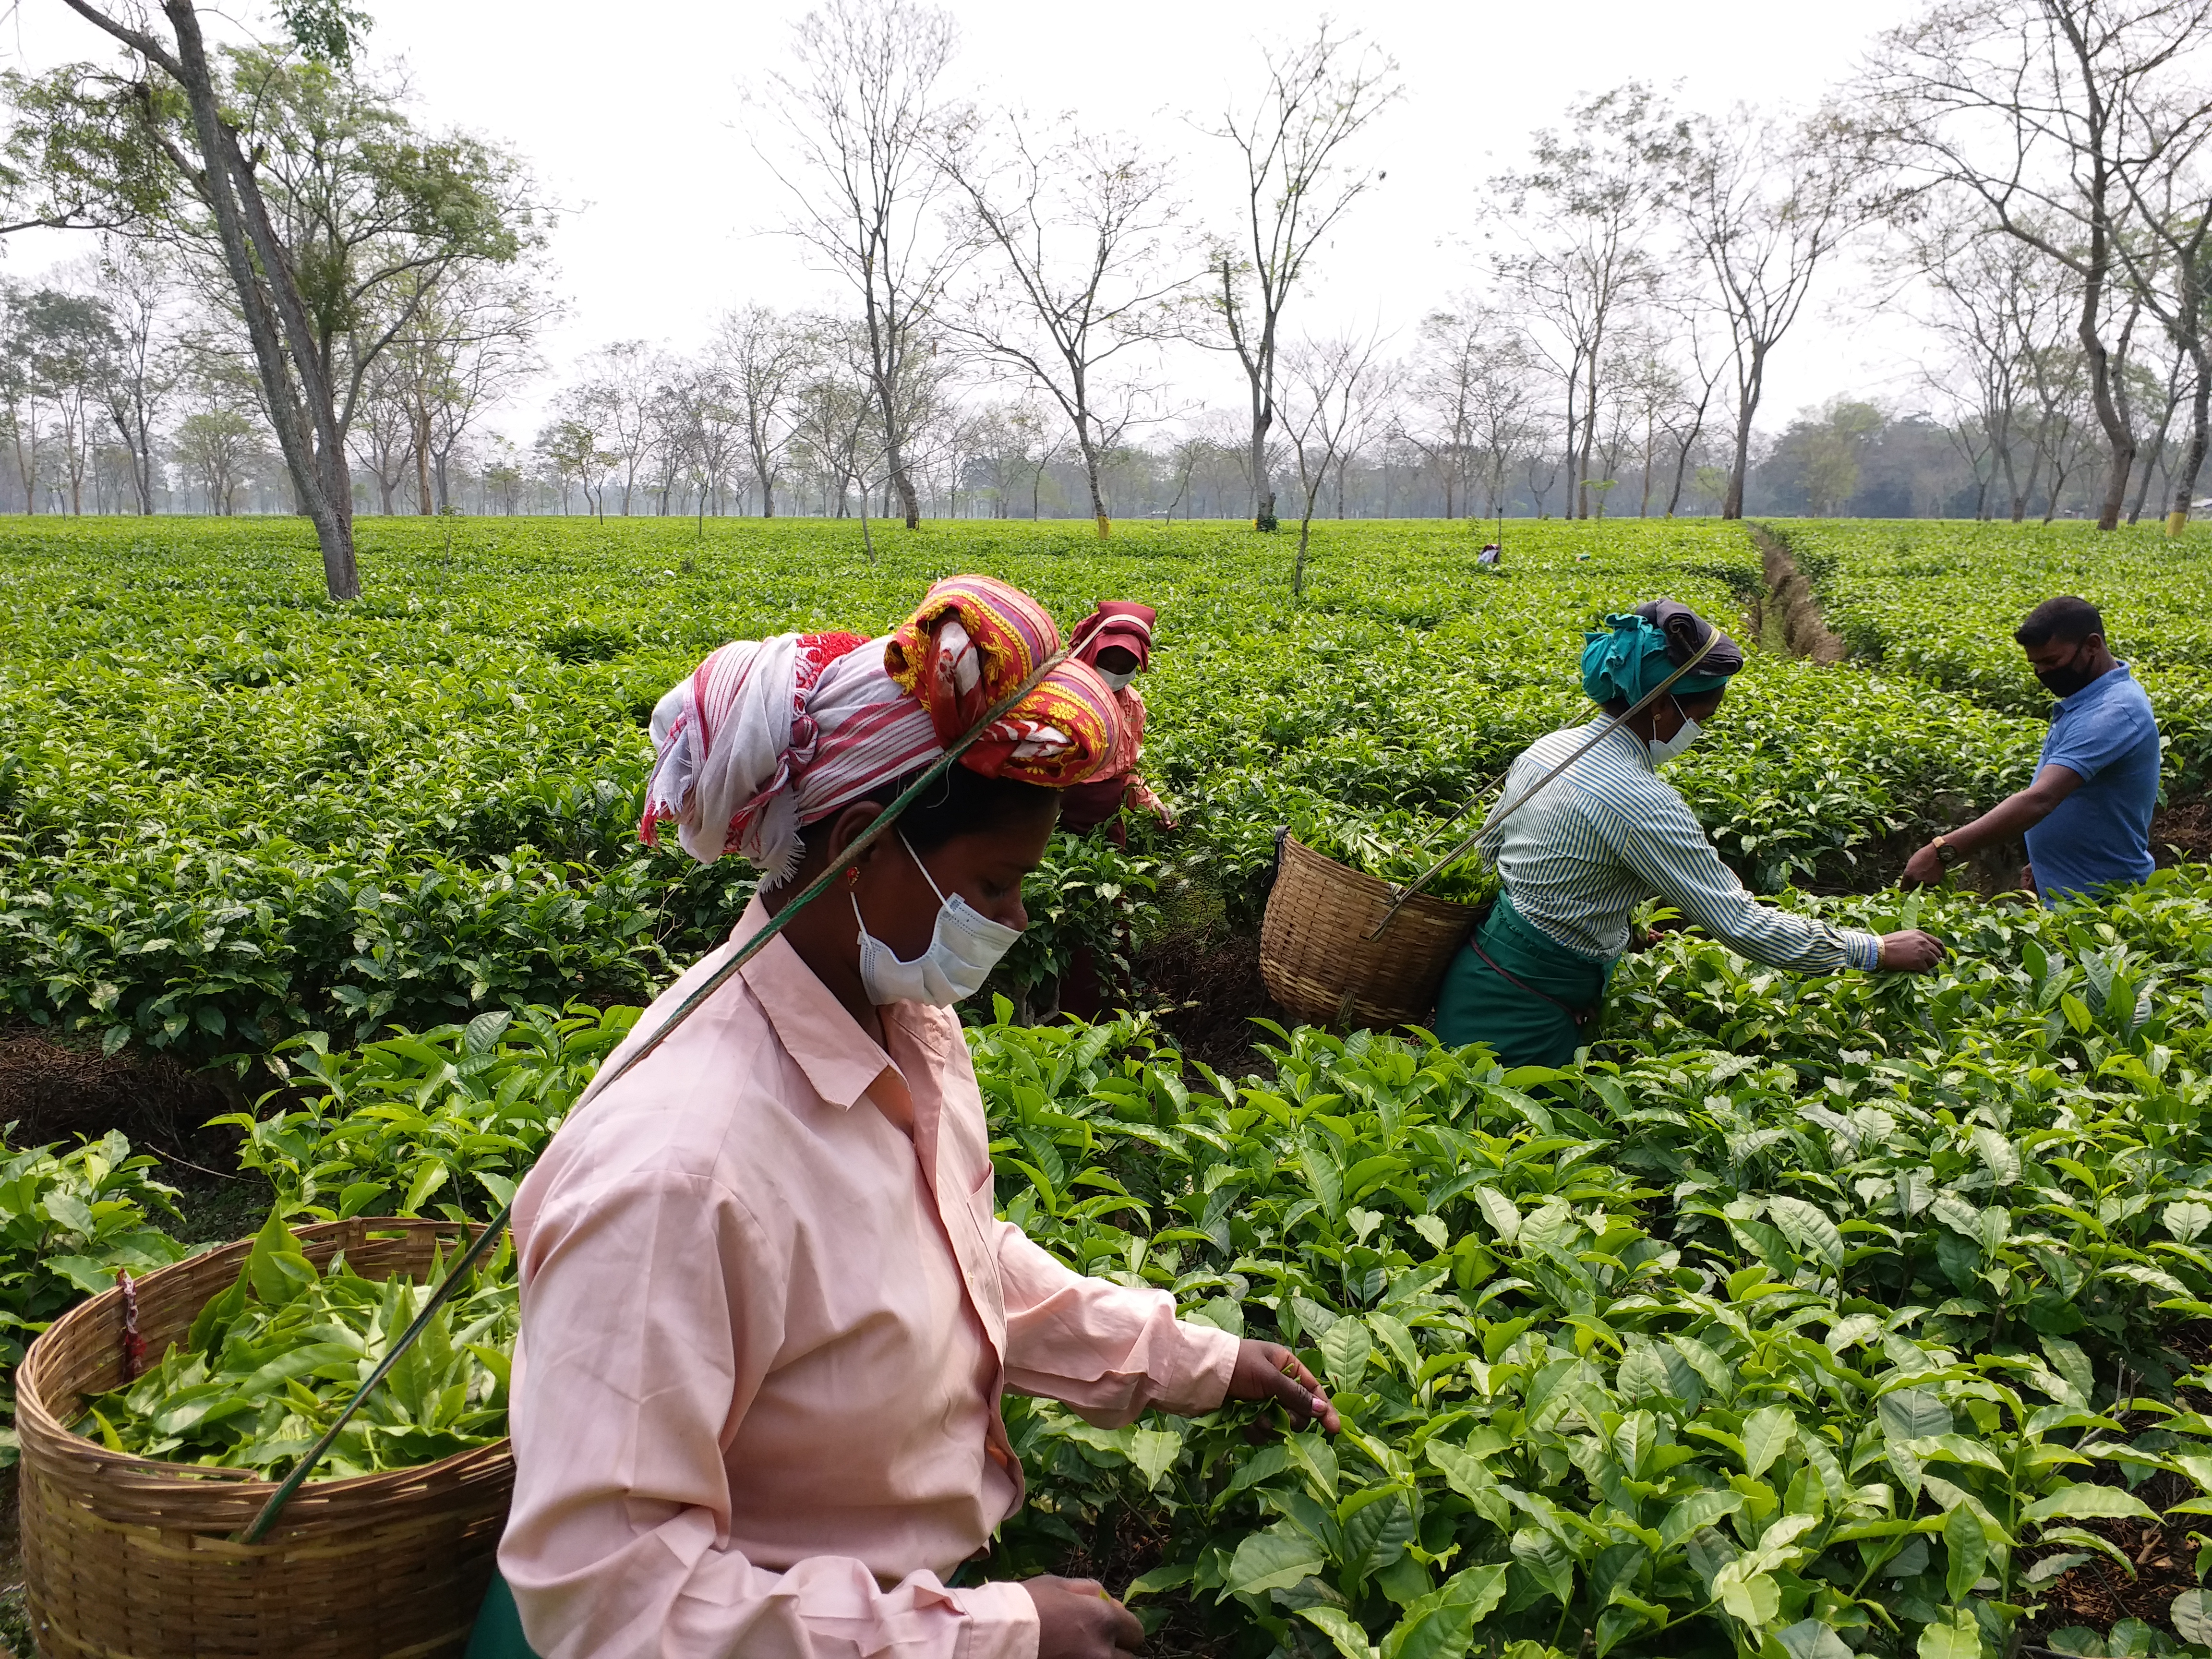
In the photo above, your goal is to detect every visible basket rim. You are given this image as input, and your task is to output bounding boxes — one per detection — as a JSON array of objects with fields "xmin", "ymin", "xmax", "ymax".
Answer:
[
  {"xmin": 1277, "ymin": 832, "xmax": 1486, "ymax": 924},
  {"xmin": 17, "ymin": 1214, "xmax": 511, "ymax": 1501}
]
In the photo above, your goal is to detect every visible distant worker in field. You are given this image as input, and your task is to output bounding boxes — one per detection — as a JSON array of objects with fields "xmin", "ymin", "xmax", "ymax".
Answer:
[
  {"xmin": 1477, "ymin": 541, "xmax": 1502, "ymax": 569},
  {"xmin": 1902, "ymin": 596, "xmax": 2158, "ymax": 906},
  {"xmin": 1056, "ymin": 600, "xmax": 1174, "ymax": 840},
  {"xmin": 1433, "ymin": 601, "xmax": 1948, "ymax": 1069},
  {"xmin": 1056, "ymin": 600, "xmax": 1173, "ymax": 1020}
]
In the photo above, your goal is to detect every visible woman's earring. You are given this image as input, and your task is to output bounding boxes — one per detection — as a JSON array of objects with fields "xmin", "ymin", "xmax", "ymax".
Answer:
[{"xmin": 845, "ymin": 866, "xmax": 860, "ymax": 888}]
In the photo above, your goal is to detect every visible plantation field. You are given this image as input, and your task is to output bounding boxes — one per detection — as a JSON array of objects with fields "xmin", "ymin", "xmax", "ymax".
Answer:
[
  {"xmin": 11, "ymin": 514, "xmax": 2212, "ymax": 1658},
  {"xmin": 0, "ymin": 514, "xmax": 2046, "ymax": 1066}
]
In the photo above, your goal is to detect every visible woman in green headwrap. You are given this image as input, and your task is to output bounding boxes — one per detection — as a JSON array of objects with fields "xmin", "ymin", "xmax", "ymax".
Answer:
[{"xmin": 1432, "ymin": 601, "xmax": 1946, "ymax": 1069}]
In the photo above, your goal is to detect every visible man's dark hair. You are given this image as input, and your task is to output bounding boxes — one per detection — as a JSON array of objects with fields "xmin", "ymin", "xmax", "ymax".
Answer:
[{"xmin": 2016, "ymin": 596, "xmax": 2105, "ymax": 649}]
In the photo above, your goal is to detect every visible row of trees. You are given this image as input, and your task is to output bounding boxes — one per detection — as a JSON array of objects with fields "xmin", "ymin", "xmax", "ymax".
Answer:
[
  {"xmin": 0, "ymin": 239, "xmax": 546, "ymax": 517},
  {"xmin": 4, "ymin": 260, "xmax": 2148, "ymax": 527},
  {"xmin": 1, "ymin": 1, "xmax": 548, "ymax": 595},
  {"xmin": 11, "ymin": 0, "xmax": 2212, "ymax": 595},
  {"xmin": 0, "ymin": 240, "xmax": 2183, "ymax": 531}
]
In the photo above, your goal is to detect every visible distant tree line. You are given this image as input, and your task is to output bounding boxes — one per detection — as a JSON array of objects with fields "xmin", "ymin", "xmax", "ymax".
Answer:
[{"xmin": 11, "ymin": 0, "xmax": 2212, "ymax": 596}]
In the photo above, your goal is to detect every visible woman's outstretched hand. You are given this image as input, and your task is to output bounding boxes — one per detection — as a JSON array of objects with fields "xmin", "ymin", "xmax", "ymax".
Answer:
[
  {"xmin": 1024, "ymin": 1577, "xmax": 1145, "ymax": 1659},
  {"xmin": 1225, "ymin": 1339, "xmax": 1341, "ymax": 1434}
]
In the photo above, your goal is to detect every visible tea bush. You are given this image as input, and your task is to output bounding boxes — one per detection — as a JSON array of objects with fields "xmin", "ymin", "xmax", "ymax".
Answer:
[{"xmin": 185, "ymin": 870, "xmax": 2212, "ymax": 1656}]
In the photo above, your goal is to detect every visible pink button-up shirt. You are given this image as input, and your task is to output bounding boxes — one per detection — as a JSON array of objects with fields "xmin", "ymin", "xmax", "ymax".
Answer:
[{"xmin": 501, "ymin": 899, "xmax": 1239, "ymax": 1659}]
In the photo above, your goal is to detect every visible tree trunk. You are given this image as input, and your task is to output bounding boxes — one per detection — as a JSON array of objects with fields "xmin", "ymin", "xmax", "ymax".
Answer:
[
  {"xmin": 2130, "ymin": 366, "xmax": 2183, "ymax": 524},
  {"xmin": 1722, "ymin": 346, "xmax": 1765, "ymax": 521},
  {"xmin": 2079, "ymin": 258, "xmax": 2134, "ymax": 531},
  {"xmin": 1577, "ymin": 348, "xmax": 1600, "ymax": 520},
  {"xmin": 1080, "ymin": 434, "xmax": 1111, "ymax": 539},
  {"xmin": 1562, "ymin": 371, "xmax": 1580, "ymax": 522},
  {"xmin": 2168, "ymin": 351, "xmax": 2211, "ymax": 535},
  {"xmin": 414, "ymin": 409, "xmax": 433, "ymax": 515},
  {"xmin": 1640, "ymin": 409, "xmax": 1656, "ymax": 517},
  {"xmin": 1250, "ymin": 404, "xmax": 1276, "ymax": 528},
  {"xmin": 1666, "ymin": 441, "xmax": 1692, "ymax": 517},
  {"xmin": 12, "ymin": 412, "xmax": 38, "ymax": 515},
  {"xmin": 2020, "ymin": 437, "xmax": 2048, "ymax": 521},
  {"xmin": 1723, "ymin": 411, "xmax": 1752, "ymax": 521},
  {"xmin": 159, "ymin": 0, "xmax": 358, "ymax": 597}
]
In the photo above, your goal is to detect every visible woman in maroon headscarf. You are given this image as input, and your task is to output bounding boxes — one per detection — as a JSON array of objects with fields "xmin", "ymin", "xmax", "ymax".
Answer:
[
  {"xmin": 1055, "ymin": 601, "xmax": 1173, "ymax": 1020},
  {"xmin": 1056, "ymin": 601, "xmax": 1173, "ymax": 839}
]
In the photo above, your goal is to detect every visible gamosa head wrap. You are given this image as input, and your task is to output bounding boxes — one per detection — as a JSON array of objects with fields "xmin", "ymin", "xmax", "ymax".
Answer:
[
  {"xmin": 1580, "ymin": 598, "xmax": 1743, "ymax": 707},
  {"xmin": 639, "ymin": 575, "xmax": 1119, "ymax": 878},
  {"xmin": 1070, "ymin": 600, "xmax": 1157, "ymax": 673}
]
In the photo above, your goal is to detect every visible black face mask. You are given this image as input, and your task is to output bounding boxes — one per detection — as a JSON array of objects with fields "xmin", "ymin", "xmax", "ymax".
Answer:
[{"xmin": 2034, "ymin": 646, "xmax": 2101, "ymax": 699}]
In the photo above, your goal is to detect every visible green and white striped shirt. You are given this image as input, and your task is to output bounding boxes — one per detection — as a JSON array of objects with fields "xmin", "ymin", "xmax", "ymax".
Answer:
[{"xmin": 1477, "ymin": 720, "xmax": 1882, "ymax": 973}]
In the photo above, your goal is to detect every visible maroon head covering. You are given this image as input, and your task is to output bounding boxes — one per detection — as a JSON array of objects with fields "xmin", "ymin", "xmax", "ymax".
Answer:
[{"xmin": 1071, "ymin": 601, "xmax": 1157, "ymax": 672}]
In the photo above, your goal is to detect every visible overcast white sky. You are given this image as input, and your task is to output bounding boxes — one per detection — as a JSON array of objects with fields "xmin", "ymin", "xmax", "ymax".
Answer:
[{"xmin": 4, "ymin": 0, "xmax": 1944, "ymax": 442}]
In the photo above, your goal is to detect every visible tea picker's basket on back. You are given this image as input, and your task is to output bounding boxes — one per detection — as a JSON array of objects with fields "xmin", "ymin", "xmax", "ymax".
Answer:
[{"xmin": 1259, "ymin": 834, "xmax": 1480, "ymax": 1030}]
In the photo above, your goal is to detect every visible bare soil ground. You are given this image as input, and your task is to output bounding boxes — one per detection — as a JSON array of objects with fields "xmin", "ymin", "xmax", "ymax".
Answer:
[
  {"xmin": 0, "ymin": 1027, "xmax": 272, "ymax": 1246},
  {"xmin": 1132, "ymin": 928, "xmax": 1292, "ymax": 1077}
]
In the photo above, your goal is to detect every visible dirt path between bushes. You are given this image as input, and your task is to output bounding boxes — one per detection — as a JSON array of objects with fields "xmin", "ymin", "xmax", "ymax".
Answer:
[{"xmin": 1745, "ymin": 523, "xmax": 1848, "ymax": 663}]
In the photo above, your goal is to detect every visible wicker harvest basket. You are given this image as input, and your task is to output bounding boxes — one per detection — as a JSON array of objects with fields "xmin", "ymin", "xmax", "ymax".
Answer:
[
  {"xmin": 18, "ymin": 1216, "xmax": 512, "ymax": 1659},
  {"xmin": 1261, "ymin": 834, "xmax": 1483, "ymax": 1031}
]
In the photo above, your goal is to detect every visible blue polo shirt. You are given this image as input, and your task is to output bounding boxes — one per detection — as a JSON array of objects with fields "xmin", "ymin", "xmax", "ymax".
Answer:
[{"xmin": 2023, "ymin": 661, "xmax": 2160, "ymax": 905}]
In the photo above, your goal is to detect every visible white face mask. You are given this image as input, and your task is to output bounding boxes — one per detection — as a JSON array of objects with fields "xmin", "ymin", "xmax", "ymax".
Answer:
[
  {"xmin": 1094, "ymin": 665, "xmax": 1138, "ymax": 692},
  {"xmin": 1646, "ymin": 698, "xmax": 1703, "ymax": 765},
  {"xmin": 851, "ymin": 831, "xmax": 1022, "ymax": 1007}
]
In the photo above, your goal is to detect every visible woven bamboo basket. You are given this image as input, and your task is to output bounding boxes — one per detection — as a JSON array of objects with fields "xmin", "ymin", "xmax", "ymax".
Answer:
[
  {"xmin": 1260, "ymin": 834, "xmax": 1482, "ymax": 1030},
  {"xmin": 18, "ymin": 1216, "xmax": 512, "ymax": 1659}
]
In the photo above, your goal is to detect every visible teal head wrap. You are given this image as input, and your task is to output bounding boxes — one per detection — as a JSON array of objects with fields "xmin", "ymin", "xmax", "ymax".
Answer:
[{"xmin": 1580, "ymin": 601, "xmax": 1741, "ymax": 706}]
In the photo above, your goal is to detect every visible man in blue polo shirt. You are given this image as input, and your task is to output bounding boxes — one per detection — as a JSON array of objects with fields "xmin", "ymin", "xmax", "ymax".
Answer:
[{"xmin": 1902, "ymin": 596, "xmax": 2160, "ymax": 905}]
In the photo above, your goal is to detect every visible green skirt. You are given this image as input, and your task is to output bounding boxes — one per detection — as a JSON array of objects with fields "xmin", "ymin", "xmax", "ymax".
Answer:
[
  {"xmin": 1433, "ymin": 893, "xmax": 1612, "ymax": 1070},
  {"xmin": 466, "ymin": 1573, "xmax": 540, "ymax": 1659}
]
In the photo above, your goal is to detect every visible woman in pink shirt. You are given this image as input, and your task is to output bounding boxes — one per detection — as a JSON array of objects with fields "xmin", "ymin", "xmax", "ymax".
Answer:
[{"xmin": 475, "ymin": 578, "xmax": 1335, "ymax": 1659}]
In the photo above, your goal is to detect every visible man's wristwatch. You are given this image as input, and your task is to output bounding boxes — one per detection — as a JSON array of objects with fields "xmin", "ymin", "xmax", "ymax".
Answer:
[{"xmin": 1931, "ymin": 834, "xmax": 1963, "ymax": 867}]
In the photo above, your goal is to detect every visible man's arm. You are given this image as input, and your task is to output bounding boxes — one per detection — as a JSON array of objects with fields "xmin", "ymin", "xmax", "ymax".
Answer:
[{"xmin": 1902, "ymin": 764, "xmax": 2081, "ymax": 887}]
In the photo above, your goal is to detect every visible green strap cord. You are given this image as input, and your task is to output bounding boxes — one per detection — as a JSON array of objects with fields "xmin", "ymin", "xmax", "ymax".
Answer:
[{"xmin": 236, "ymin": 646, "xmax": 1075, "ymax": 1544}]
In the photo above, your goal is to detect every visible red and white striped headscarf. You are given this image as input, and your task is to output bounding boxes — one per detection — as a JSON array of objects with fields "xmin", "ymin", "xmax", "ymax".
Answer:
[{"xmin": 638, "ymin": 577, "xmax": 1120, "ymax": 878}]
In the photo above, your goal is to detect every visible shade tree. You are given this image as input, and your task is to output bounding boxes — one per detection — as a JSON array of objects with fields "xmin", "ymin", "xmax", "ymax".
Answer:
[
  {"xmin": 1865, "ymin": 0, "xmax": 2212, "ymax": 529},
  {"xmin": 1203, "ymin": 22, "xmax": 1398, "ymax": 530},
  {"xmin": 4, "ymin": 7, "xmax": 543, "ymax": 593},
  {"xmin": 938, "ymin": 116, "xmax": 1195, "ymax": 536}
]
